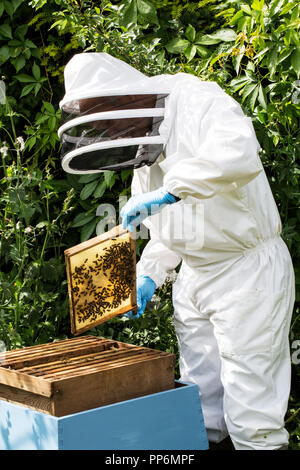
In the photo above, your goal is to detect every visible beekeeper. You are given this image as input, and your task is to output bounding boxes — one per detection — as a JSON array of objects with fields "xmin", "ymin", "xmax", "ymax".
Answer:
[{"xmin": 58, "ymin": 52, "xmax": 295, "ymax": 450}]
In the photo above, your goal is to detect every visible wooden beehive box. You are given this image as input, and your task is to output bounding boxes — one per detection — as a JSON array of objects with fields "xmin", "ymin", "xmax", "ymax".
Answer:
[
  {"xmin": 0, "ymin": 336, "xmax": 175, "ymax": 417},
  {"xmin": 65, "ymin": 225, "xmax": 137, "ymax": 335}
]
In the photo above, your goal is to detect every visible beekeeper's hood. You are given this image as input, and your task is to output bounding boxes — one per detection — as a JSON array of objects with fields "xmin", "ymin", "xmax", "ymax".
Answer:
[{"xmin": 58, "ymin": 52, "xmax": 177, "ymax": 174}]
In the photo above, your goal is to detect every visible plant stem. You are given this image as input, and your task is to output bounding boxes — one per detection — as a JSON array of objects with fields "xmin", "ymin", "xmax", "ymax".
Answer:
[{"xmin": 285, "ymin": 406, "xmax": 300, "ymax": 425}]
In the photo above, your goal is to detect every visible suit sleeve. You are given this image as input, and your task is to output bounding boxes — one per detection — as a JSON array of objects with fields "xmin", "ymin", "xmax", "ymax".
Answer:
[{"xmin": 162, "ymin": 86, "xmax": 263, "ymax": 200}]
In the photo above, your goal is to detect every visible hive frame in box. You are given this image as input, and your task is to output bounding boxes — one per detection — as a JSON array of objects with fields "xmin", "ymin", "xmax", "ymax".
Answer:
[
  {"xmin": 0, "ymin": 336, "xmax": 175, "ymax": 417},
  {"xmin": 64, "ymin": 225, "xmax": 137, "ymax": 335}
]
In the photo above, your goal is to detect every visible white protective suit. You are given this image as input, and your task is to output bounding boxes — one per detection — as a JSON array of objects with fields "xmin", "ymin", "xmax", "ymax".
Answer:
[
  {"xmin": 132, "ymin": 75, "xmax": 295, "ymax": 450},
  {"xmin": 59, "ymin": 53, "xmax": 295, "ymax": 450}
]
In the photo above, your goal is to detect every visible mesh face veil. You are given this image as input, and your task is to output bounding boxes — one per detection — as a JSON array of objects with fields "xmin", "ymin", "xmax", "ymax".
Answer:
[{"xmin": 58, "ymin": 54, "xmax": 171, "ymax": 174}]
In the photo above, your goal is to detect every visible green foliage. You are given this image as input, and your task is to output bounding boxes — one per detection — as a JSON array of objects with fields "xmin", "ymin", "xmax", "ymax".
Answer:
[{"xmin": 0, "ymin": 0, "xmax": 299, "ymax": 448}]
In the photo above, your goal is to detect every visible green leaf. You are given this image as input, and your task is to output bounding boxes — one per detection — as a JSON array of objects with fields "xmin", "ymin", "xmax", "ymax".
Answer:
[
  {"xmin": 72, "ymin": 212, "xmax": 95, "ymax": 228},
  {"xmin": 104, "ymin": 170, "xmax": 117, "ymax": 189},
  {"xmin": 230, "ymin": 76, "xmax": 249, "ymax": 92},
  {"xmin": 34, "ymin": 83, "xmax": 41, "ymax": 96},
  {"xmin": 48, "ymin": 115, "xmax": 56, "ymax": 130},
  {"xmin": 20, "ymin": 83, "xmax": 35, "ymax": 98},
  {"xmin": 80, "ymin": 180, "xmax": 98, "ymax": 200},
  {"xmin": 25, "ymin": 136, "xmax": 36, "ymax": 151},
  {"xmin": 185, "ymin": 24, "xmax": 196, "ymax": 43},
  {"xmin": 258, "ymin": 84, "xmax": 267, "ymax": 110},
  {"xmin": 43, "ymin": 101, "xmax": 55, "ymax": 113},
  {"xmin": 249, "ymin": 85, "xmax": 259, "ymax": 111},
  {"xmin": 8, "ymin": 39, "xmax": 22, "ymax": 47},
  {"xmin": 78, "ymin": 173, "xmax": 100, "ymax": 184},
  {"xmin": 257, "ymin": 109, "xmax": 267, "ymax": 125},
  {"xmin": 0, "ymin": 24, "xmax": 12, "ymax": 39},
  {"xmin": 279, "ymin": 2, "xmax": 296, "ymax": 15},
  {"xmin": 291, "ymin": 49, "xmax": 300, "ymax": 76},
  {"xmin": 241, "ymin": 4, "xmax": 252, "ymax": 15},
  {"xmin": 14, "ymin": 56, "xmax": 25, "ymax": 72},
  {"xmin": 195, "ymin": 34, "xmax": 220, "ymax": 45},
  {"xmin": 0, "ymin": 3, "xmax": 4, "ymax": 17},
  {"xmin": 120, "ymin": 0, "xmax": 137, "ymax": 28},
  {"xmin": 32, "ymin": 62, "xmax": 40, "ymax": 80},
  {"xmin": 267, "ymin": 46, "xmax": 278, "ymax": 74},
  {"xmin": 291, "ymin": 4, "xmax": 299, "ymax": 21},
  {"xmin": 25, "ymin": 39, "xmax": 37, "ymax": 49},
  {"xmin": 121, "ymin": 169, "xmax": 132, "ymax": 182},
  {"xmin": 209, "ymin": 28, "xmax": 237, "ymax": 42},
  {"xmin": 251, "ymin": 0, "xmax": 265, "ymax": 11},
  {"xmin": 290, "ymin": 30, "xmax": 300, "ymax": 47},
  {"xmin": 94, "ymin": 180, "xmax": 107, "ymax": 198},
  {"xmin": 245, "ymin": 69, "xmax": 258, "ymax": 82},
  {"xmin": 277, "ymin": 48, "xmax": 292, "ymax": 65},
  {"xmin": 137, "ymin": 0, "xmax": 159, "ymax": 25},
  {"xmin": 269, "ymin": 0, "xmax": 284, "ymax": 17},
  {"xmin": 66, "ymin": 173, "xmax": 81, "ymax": 189},
  {"xmin": 242, "ymin": 82, "xmax": 258, "ymax": 102},
  {"xmin": 4, "ymin": 1, "xmax": 14, "ymax": 17},
  {"xmin": 229, "ymin": 10, "xmax": 244, "ymax": 25},
  {"xmin": 165, "ymin": 38, "xmax": 190, "ymax": 54},
  {"xmin": 11, "ymin": 0, "xmax": 23, "ymax": 12},
  {"xmin": 15, "ymin": 74, "xmax": 35, "ymax": 83},
  {"xmin": 253, "ymin": 46, "xmax": 269, "ymax": 61},
  {"xmin": 233, "ymin": 50, "xmax": 245, "ymax": 75},
  {"xmin": 157, "ymin": 50, "xmax": 165, "ymax": 66},
  {"xmin": 184, "ymin": 44, "xmax": 196, "ymax": 62},
  {"xmin": 22, "ymin": 205, "xmax": 36, "ymax": 225},
  {"xmin": 80, "ymin": 219, "xmax": 97, "ymax": 242},
  {"xmin": 195, "ymin": 45, "xmax": 210, "ymax": 58},
  {"xmin": 0, "ymin": 45, "xmax": 9, "ymax": 63}
]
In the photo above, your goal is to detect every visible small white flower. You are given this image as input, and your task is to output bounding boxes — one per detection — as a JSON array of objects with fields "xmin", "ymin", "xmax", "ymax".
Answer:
[
  {"xmin": 15, "ymin": 136, "xmax": 25, "ymax": 151},
  {"xmin": 16, "ymin": 221, "xmax": 22, "ymax": 230},
  {"xmin": 151, "ymin": 294, "xmax": 161, "ymax": 303},
  {"xmin": 0, "ymin": 143, "xmax": 8, "ymax": 158},
  {"xmin": 24, "ymin": 226, "xmax": 32, "ymax": 234},
  {"xmin": 166, "ymin": 270, "xmax": 178, "ymax": 283}
]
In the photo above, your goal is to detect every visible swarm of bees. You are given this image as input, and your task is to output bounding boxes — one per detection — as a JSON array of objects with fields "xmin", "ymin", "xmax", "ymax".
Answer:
[{"xmin": 71, "ymin": 241, "xmax": 135, "ymax": 323}]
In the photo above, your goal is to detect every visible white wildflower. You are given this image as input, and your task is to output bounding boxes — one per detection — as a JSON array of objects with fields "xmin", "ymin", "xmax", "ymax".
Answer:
[
  {"xmin": 151, "ymin": 294, "xmax": 161, "ymax": 303},
  {"xmin": 16, "ymin": 221, "xmax": 22, "ymax": 230},
  {"xmin": 0, "ymin": 142, "xmax": 8, "ymax": 158},
  {"xmin": 24, "ymin": 226, "xmax": 33, "ymax": 234},
  {"xmin": 15, "ymin": 136, "xmax": 25, "ymax": 151},
  {"xmin": 166, "ymin": 270, "xmax": 178, "ymax": 283}
]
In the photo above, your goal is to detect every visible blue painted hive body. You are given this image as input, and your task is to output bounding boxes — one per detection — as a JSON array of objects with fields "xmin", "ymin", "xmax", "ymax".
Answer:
[{"xmin": 0, "ymin": 336, "xmax": 208, "ymax": 450}]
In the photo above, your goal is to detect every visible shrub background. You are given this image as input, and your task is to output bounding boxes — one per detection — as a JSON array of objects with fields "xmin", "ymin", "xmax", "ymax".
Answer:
[{"xmin": 0, "ymin": 0, "xmax": 299, "ymax": 448}]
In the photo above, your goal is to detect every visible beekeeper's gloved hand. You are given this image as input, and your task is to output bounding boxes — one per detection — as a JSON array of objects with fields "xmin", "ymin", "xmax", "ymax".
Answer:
[
  {"xmin": 120, "ymin": 187, "xmax": 178, "ymax": 232},
  {"xmin": 125, "ymin": 275, "xmax": 156, "ymax": 319}
]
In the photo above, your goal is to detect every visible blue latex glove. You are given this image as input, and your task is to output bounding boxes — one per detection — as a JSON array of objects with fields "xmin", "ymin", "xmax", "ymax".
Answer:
[
  {"xmin": 126, "ymin": 275, "xmax": 156, "ymax": 319},
  {"xmin": 120, "ymin": 187, "xmax": 178, "ymax": 232}
]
